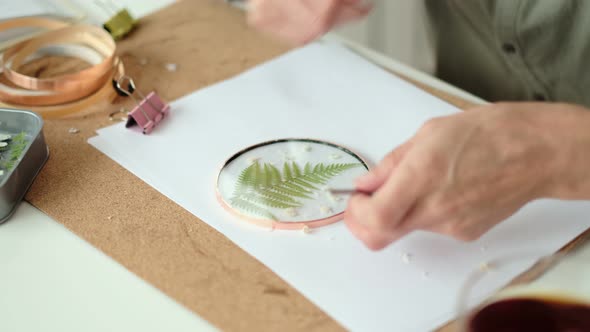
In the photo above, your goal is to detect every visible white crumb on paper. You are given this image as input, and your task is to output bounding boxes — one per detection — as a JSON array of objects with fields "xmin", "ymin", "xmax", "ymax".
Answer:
[
  {"xmin": 68, "ymin": 128, "xmax": 80, "ymax": 134},
  {"xmin": 302, "ymin": 225, "xmax": 311, "ymax": 234},
  {"xmin": 330, "ymin": 153, "xmax": 342, "ymax": 160},
  {"xmin": 320, "ymin": 206, "xmax": 333, "ymax": 215},
  {"xmin": 279, "ymin": 150, "xmax": 294, "ymax": 161},
  {"xmin": 400, "ymin": 252, "xmax": 412, "ymax": 264},
  {"xmin": 325, "ymin": 190, "xmax": 343, "ymax": 203},
  {"xmin": 247, "ymin": 157, "xmax": 260, "ymax": 164},
  {"xmin": 285, "ymin": 208, "xmax": 298, "ymax": 217},
  {"xmin": 479, "ymin": 261, "xmax": 493, "ymax": 272}
]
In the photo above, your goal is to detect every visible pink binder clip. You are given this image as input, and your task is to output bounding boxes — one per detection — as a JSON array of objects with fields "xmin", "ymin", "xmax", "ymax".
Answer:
[{"xmin": 113, "ymin": 75, "xmax": 170, "ymax": 134}]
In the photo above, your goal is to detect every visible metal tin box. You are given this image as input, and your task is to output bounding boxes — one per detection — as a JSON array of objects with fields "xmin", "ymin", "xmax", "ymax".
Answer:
[{"xmin": 0, "ymin": 109, "xmax": 49, "ymax": 224}]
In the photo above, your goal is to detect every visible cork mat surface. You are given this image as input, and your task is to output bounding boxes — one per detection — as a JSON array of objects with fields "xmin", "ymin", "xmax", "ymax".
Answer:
[{"xmin": 21, "ymin": 1, "xmax": 589, "ymax": 331}]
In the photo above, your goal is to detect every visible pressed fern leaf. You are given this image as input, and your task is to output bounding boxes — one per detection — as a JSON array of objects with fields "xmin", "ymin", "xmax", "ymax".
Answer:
[
  {"xmin": 0, "ymin": 132, "xmax": 27, "ymax": 171},
  {"xmin": 241, "ymin": 193, "xmax": 300, "ymax": 209},
  {"xmin": 230, "ymin": 197, "xmax": 278, "ymax": 220},
  {"xmin": 266, "ymin": 185, "xmax": 313, "ymax": 199},
  {"xmin": 229, "ymin": 160, "xmax": 362, "ymax": 219}
]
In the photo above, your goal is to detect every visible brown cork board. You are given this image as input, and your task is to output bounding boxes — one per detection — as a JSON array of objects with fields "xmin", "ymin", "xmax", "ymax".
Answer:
[{"xmin": 21, "ymin": 1, "xmax": 589, "ymax": 331}]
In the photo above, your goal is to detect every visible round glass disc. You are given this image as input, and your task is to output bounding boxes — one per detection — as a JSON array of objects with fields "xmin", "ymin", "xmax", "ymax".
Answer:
[{"xmin": 216, "ymin": 138, "xmax": 369, "ymax": 230}]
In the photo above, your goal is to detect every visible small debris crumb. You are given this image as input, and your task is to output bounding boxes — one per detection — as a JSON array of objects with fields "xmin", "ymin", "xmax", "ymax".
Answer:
[
  {"xmin": 68, "ymin": 128, "xmax": 80, "ymax": 134},
  {"xmin": 479, "ymin": 261, "xmax": 493, "ymax": 272},
  {"xmin": 400, "ymin": 252, "xmax": 412, "ymax": 264},
  {"xmin": 247, "ymin": 157, "xmax": 260, "ymax": 164},
  {"xmin": 109, "ymin": 108, "xmax": 128, "ymax": 121},
  {"xmin": 330, "ymin": 153, "xmax": 342, "ymax": 160},
  {"xmin": 107, "ymin": 216, "xmax": 113, "ymax": 220},
  {"xmin": 302, "ymin": 225, "xmax": 311, "ymax": 234},
  {"xmin": 325, "ymin": 190, "xmax": 343, "ymax": 203},
  {"xmin": 320, "ymin": 206, "xmax": 333, "ymax": 215},
  {"xmin": 279, "ymin": 150, "xmax": 293, "ymax": 160},
  {"xmin": 164, "ymin": 63, "xmax": 178, "ymax": 72},
  {"xmin": 302, "ymin": 144, "xmax": 312, "ymax": 152},
  {"xmin": 285, "ymin": 208, "xmax": 298, "ymax": 217}
]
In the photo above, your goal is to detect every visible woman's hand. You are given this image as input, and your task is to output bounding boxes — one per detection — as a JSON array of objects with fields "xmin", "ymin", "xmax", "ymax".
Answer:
[
  {"xmin": 247, "ymin": 0, "xmax": 372, "ymax": 45},
  {"xmin": 344, "ymin": 102, "xmax": 590, "ymax": 250}
]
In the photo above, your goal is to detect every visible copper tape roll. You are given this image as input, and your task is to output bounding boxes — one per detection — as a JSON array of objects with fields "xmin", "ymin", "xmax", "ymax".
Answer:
[
  {"xmin": 0, "ymin": 25, "xmax": 116, "ymax": 106},
  {"xmin": 0, "ymin": 59, "xmax": 124, "ymax": 119},
  {"xmin": 0, "ymin": 17, "xmax": 72, "ymax": 52},
  {"xmin": 0, "ymin": 17, "xmax": 121, "ymax": 116},
  {"xmin": 0, "ymin": 17, "xmax": 70, "ymax": 33},
  {"xmin": 3, "ymin": 25, "xmax": 116, "ymax": 92}
]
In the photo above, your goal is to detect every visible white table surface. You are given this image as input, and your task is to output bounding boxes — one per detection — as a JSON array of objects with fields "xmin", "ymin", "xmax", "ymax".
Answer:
[{"xmin": 1, "ymin": 1, "xmax": 589, "ymax": 332}]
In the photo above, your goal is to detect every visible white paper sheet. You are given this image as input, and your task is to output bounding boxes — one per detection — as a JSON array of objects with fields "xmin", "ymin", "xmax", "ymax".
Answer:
[{"xmin": 89, "ymin": 42, "xmax": 590, "ymax": 331}]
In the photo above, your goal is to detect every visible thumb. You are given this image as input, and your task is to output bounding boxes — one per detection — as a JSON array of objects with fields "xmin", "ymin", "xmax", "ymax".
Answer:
[
  {"xmin": 355, "ymin": 140, "xmax": 412, "ymax": 193},
  {"xmin": 332, "ymin": 2, "xmax": 373, "ymax": 26}
]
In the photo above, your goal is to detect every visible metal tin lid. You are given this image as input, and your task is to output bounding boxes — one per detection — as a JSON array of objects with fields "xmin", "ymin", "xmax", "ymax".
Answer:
[{"xmin": 0, "ymin": 108, "xmax": 48, "ymax": 223}]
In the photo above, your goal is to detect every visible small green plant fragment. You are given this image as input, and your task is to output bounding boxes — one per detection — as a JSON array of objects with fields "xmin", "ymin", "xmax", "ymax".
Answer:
[
  {"xmin": 0, "ymin": 132, "xmax": 28, "ymax": 173},
  {"xmin": 230, "ymin": 160, "xmax": 362, "ymax": 220}
]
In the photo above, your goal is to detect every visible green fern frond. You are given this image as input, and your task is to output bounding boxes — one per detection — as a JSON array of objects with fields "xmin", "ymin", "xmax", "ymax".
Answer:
[
  {"xmin": 230, "ymin": 197, "xmax": 277, "ymax": 220},
  {"xmin": 292, "ymin": 178, "xmax": 319, "ymax": 190},
  {"xmin": 279, "ymin": 181, "xmax": 312, "ymax": 195},
  {"xmin": 235, "ymin": 162, "xmax": 256, "ymax": 191},
  {"xmin": 266, "ymin": 185, "xmax": 313, "ymax": 199},
  {"xmin": 302, "ymin": 172, "xmax": 329, "ymax": 184},
  {"xmin": 313, "ymin": 163, "xmax": 324, "ymax": 173},
  {"xmin": 283, "ymin": 162, "xmax": 293, "ymax": 180},
  {"xmin": 229, "ymin": 160, "xmax": 363, "ymax": 220},
  {"xmin": 324, "ymin": 163, "xmax": 359, "ymax": 174},
  {"xmin": 292, "ymin": 162, "xmax": 302, "ymax": 177},
  {"xmin": 269, "ymin": 164, "xmax": 282, "ymax": 185},
  {"xmin": 257, "ymin": 188, "xmax": 302, "ymax": 205},
  {"xmin": 241, "ymin": 193, "xmax": 300, "ymax": 209}
]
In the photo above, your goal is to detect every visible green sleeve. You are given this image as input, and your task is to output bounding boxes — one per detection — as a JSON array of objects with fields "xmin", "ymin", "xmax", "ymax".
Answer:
[{"xmin": 426, "ymin": 0, "xmax": 590, "ymax": 107}]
